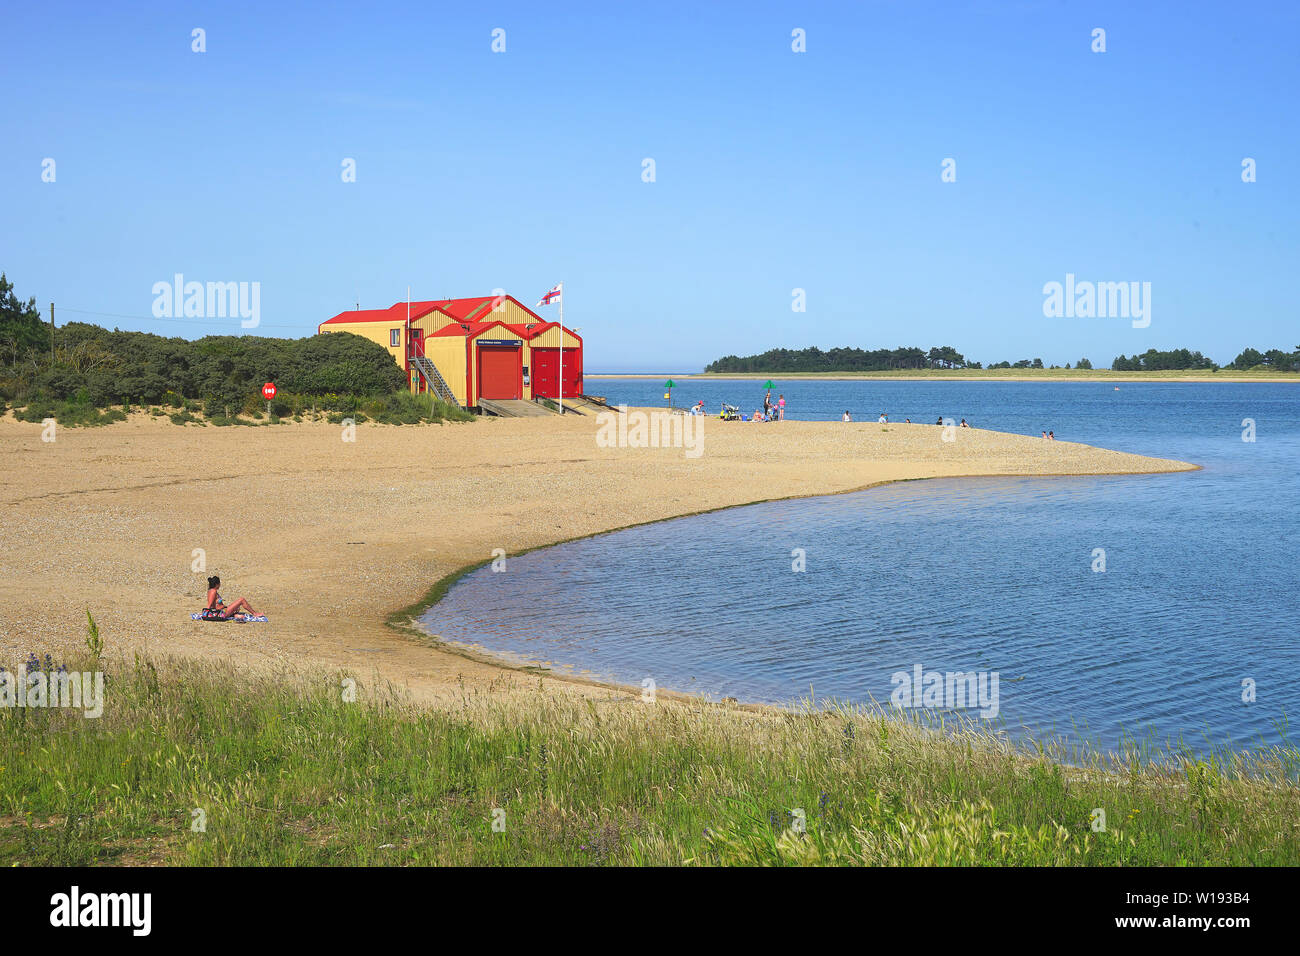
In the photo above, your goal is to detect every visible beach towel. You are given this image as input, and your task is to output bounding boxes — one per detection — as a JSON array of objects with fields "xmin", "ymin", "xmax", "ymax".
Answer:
[{"xmin": 191, "ymin": 612, "xmax": 268, "ymax": 623}]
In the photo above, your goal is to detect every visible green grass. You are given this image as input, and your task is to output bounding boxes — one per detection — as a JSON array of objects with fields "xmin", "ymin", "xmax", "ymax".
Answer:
[
  {"xmin": 2, "ymin": 651, "xmax": 1296, "ymax": 866},
  {"xmin": 10, "ymin": 396, "xmax": 128, "ymax": 427},
  {"xmin": 358, "ymin": 390, "xmax": 476, "ymax": 425},
  {"xmin": 7, "ymin": 389, "xmax": 476, "ymax": 428}
]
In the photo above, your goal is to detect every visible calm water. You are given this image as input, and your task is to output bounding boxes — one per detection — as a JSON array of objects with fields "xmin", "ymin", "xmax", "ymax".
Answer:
[{"xmin": 422, "ymin": 382, "xmax": 1300, "ymax": 754}]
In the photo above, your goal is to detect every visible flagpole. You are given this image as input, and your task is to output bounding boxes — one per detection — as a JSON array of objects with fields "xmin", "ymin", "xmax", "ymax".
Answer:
[{"xmin": 558, "ymin": 281, "xmax": 564, "ymax": 415}]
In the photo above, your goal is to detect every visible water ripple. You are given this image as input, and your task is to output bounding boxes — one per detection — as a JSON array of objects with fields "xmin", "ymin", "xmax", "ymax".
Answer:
[{"xmin": 422, "ymin": 383, "xmax": 1300, "ymax": 753}]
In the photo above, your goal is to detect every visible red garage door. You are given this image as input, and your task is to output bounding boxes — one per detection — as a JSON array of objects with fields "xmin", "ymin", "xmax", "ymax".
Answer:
[
  {"xmin": 531, "ymin": 348, "xmax": 582, "ymax": 398},
  {"xmin": 477, "ymin": 346, "xmax": 520, "ymax": 400}
]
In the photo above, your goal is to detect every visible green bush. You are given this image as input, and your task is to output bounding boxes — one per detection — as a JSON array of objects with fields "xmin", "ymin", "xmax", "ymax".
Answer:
[
  {"xmin": 1, "ymin": 275, "xmax": 474, "ymax": 430},
  {"xmin": 13, "ymin": 397, "xmax": 127, "ymax": 427},
  {"xmin": 4, "ymin": 306, "xmax": 406, "ymax": 415}
]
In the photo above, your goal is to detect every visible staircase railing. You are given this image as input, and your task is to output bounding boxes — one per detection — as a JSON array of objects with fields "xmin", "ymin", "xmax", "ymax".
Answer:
[{"xmin": 409, "ymin": 354, "xmax": 460, "ymax": 407}]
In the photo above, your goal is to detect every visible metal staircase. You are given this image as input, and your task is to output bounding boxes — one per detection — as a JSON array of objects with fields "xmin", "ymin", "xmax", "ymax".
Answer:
[{"xmin": 409, "ymin": 354, "xmax": 460, "ymax": 407}]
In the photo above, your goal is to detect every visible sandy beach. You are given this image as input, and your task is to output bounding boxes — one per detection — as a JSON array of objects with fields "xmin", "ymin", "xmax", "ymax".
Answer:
[{"xmin": 0, "ymin": 412, "xmax": 1197, "ymax": 704}]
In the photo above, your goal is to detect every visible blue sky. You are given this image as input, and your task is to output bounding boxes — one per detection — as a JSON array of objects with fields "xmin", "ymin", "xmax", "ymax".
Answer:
[{"xmin": 3, "ymin": 0, "xmax": 1297, "ymax": 371}]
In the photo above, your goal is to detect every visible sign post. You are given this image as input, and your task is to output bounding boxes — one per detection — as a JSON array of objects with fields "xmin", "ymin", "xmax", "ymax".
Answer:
[
  {"xmin": 664, "ymin": 379, "xmax": 674, "ymax": 409},
  {"xmin": 262, "ymin": 381, "xmax": 277, "ymax": 418},
  {"xmin": 558, "ymin": 281, "xmax": 565, "ymax": 414}
]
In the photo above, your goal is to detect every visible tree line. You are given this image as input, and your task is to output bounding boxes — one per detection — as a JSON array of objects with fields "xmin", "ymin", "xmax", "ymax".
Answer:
[
  {"xmin": 1113, "ymin": 346, "xmax": 1300, "ymax": 372},
  {"xmin": 706, "ymin": 345, "xmax": 974, "ymax": 373},
  {"xmin": 1, "ymin": 273, "xmax": 406, "ymax": 416},
  {"xmin": 707, "ymin": 340, "xmax": 1300, "ymax": 373}
]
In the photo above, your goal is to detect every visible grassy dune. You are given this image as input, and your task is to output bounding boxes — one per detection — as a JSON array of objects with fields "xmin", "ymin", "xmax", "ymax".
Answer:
[{"xmin": 3, "ymin": 652, "xmax": 1297, "ymax": 866}]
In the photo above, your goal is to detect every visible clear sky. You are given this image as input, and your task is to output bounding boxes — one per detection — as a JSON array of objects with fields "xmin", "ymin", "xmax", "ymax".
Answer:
[{"xmin": 3, "ymin": 0, "xmax": 1296, "ymax": 371}]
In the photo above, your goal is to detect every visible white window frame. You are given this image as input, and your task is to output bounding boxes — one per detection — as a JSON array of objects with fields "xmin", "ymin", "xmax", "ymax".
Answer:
[{"xmin": 390, "ymin": 328, "xmax": 401, "ymax": 348}]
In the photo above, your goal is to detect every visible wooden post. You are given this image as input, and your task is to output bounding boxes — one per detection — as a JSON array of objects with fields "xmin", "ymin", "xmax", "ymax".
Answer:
[{"xmin": 49, "ymin": 303, "xmax": 55, "ymax": 361}]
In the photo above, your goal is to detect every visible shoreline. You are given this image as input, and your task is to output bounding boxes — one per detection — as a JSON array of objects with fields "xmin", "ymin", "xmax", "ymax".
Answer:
[
  {"xmin": 0, "ymin": 411, "xmax": 1197, "ymax": 711},
  {"xmin": 394, "ymin": 466, "xmax": 1204, "ymax": 708},
  {"xmin": 589, "ymin": 372, "xmax": 1300, "ymax": 383}
]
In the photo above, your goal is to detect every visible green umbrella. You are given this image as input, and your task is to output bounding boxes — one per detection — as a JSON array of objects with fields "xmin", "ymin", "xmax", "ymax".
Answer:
[
  {"xmin": 763, "ymin": 380, "xmax": 775, "ymax": 389},
  {"xmin": 664, "ymin": 379, "xmax": 675, "ymax": 388}
]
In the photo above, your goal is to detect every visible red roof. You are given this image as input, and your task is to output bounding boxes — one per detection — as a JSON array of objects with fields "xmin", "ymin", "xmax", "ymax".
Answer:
[
  {"xmin": 503, "ymin": 322, "xmax": 554, "ymax": 339},
  {"xmin": 319, "ymin": 295, "xmax": 571, "ymax": 338},
  {"xmin": 430, "ymin": 320, "xmax": 497, "ymax": 338},
  {"xmin": 508, "ymin": 322, "xmax": 582, "ymax": 345},
  {"xmin": 439, "ymin": 297, "xmax": 497, "ymax": 322},
  {"xmin": 387, "ymin": 302, "xmax": 443, "ymax": 322},
  {"xmin": 319, "ymin": 307, "xmax": 396, "ymax": 328}
]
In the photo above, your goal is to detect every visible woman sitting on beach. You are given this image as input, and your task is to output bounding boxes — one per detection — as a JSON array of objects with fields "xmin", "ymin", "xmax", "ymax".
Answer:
[
  {"xmin": 203, "ymin": 575, "xmax": 260, "ymax": 620},
  {"xmin": 842, "ymin": 410, "xmax": 852, "ymax": 421},
  {"xmin": 751, "ymin": 409, "xmax": 764, "ymax": 421}
]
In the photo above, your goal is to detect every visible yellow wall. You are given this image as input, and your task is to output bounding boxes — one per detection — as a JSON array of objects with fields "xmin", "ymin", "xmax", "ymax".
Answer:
[
  {"xmin": 496, "ymin": 299, "xmax": 542, "ymax": 328},
  {"xmin": 323, "ymin": 315, "xmax": 461, "ymax": 398},
  {"xmin": 410, "ymin": 312, "xmax": 446, "ymax": 341},
  {"xmin": 469, "ymin": 297, "xmax": 564, "ymax": 332},
  {"xmin": 419, "ymin": 309, "xmax": 460, "ymax": 333},
  {"xmin": 321, "ymin": 301, "xmax": 579, "ymax": 405},
  {"xmin": 526, "ymin": 325, "xmax": 581, "ymax": 349},
  {"xmin": 422, "ymin": 336, "xmax": 469, "ymax": 406},
  {"xmin": 320, "ymin": 322, "xmax": 405, "ymax": 369}
]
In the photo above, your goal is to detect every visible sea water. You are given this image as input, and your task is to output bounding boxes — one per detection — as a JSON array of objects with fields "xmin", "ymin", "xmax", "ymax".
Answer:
[{"xmin": 420, "ymin": 381, "xmax": 1299, "ymax": 755}]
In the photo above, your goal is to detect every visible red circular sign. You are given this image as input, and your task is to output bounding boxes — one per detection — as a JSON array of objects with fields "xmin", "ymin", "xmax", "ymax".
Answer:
[{"xmin": 261, "ymin": 382, "xmax": 277, "ymax": 400}]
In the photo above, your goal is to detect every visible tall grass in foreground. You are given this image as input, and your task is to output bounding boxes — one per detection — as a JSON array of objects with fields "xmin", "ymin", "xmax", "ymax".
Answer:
[{"xmin": 1, "ymin": 654, "xmax": 1297, "ymax": 866}]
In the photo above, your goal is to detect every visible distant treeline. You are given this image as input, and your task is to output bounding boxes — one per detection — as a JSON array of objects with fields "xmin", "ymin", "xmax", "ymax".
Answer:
[
  {"xmin": 1112, "ymin": 347, "xmax": 1300, "ymax": 372},
  {"xmin": 706, "ymin": 346, "xmax": 973, "ymax": 373},
  {"xmin": 706, "ymin": 343, "xmax": 1300, "ymax": 373}
]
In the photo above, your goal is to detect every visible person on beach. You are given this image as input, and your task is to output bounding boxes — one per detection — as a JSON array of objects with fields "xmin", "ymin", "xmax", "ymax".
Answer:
[
  {"xmin": 842, "ymin": 410, "xmax": 852, "ymax": 422},
  {"xmin": 778, "ymin": 395, "xmax": 786, "ymax": 420},
  {"xmin": 1048, "ymin": 430, "xmax": 1055, "ymax": 440},
  {"xmin": 203, "ymin": 575, "xmax": 260, "ymax": 620},
  {"xmin": 935, "ymin": 417, "xmax": 943, "ymax": 425},
  {"xmin": 1042, "ymin": 431, "xmax": 1048, "ymax": 438},
  {"xmin": 878, "ymin": 412, "xmax": 888, "ymax": 424},
  {"xmin": 751, "ymin": 409, "xmax": 764, "ymax": 421},
  {"xmin": 960, "ymin": 419, "xmax": 970, "ymax": 428}
]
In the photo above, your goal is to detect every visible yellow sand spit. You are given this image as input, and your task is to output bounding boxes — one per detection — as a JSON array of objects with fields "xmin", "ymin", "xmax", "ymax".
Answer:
[{"xmin": 0, "ymin": 412, "xmax": 1195, "ymax": 703}]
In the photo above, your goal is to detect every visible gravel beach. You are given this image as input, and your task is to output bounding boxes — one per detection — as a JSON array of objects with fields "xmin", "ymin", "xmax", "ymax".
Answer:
[{"xmin": 0, "ymin": 411, "xmax": 1196, "ymax": 704}]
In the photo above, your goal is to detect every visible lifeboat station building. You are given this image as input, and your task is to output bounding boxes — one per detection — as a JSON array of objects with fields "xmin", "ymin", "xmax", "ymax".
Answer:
[{"xmin": 317, "ymin": 295, "xmax": 583, "ymax": 410}]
